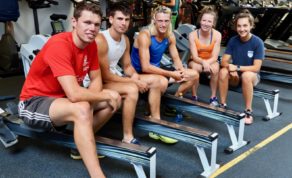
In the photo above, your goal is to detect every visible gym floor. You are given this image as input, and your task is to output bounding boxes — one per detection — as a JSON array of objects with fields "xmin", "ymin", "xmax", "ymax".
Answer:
[{"xmin": 0, "ymin": 75, "xmax": 291, "ymax": 178}]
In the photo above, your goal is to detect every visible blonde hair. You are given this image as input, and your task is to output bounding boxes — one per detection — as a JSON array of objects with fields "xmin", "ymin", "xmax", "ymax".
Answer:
[{"xmin": 148, "ymin": 5, "xmax": 172, "ymax": 38}]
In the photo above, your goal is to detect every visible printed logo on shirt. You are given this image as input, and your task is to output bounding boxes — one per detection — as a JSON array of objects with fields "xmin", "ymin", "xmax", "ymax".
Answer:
[
  {"xmin": 83, "ymin": 55, "xmax": 89, "ymax": 72},
  {"xmin": 247, "ymin": 51, "xmax": 254, "ymax": 58}
]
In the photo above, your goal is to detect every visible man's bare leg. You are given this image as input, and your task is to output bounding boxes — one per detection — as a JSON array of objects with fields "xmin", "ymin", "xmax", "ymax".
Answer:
[
  {"xmin": 49, "ymin": 98, "xmax": 117, "ymax": 178},
  {"xmin": 92, "ymin": 90, "xmax": 121, "ymax": 132},
  {"xmin": 103, "ymin": 82, "xmax": 139, "ymax": 143},
  {"xmin": 175, "ymin": 69, "xmax": 197, "ymax": 96},
  {"xmin": 189, "ymin": 61, "xmax": 202, "ymax": 97},
  {"xmin": 140, "ymin": 75, "xmax": 167, "ymax": 120}
]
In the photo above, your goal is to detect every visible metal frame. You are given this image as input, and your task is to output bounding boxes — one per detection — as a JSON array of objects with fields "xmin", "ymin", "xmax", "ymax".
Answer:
[
  {"xmin": 260, "ymin": 70, "xmax": 292, "ymax": 84},
  {"xmin": 261, "ymin": 91, "xmax": 281, "ymax": 120},
  {"xmin": 163, "ymin": 94, "xmax": 248, "ymax": 154},
  {"xmin": 133, "ymin": 114, "xmax": 219, "ymax": 177},
  {"xmin": 231, "ymin": 87, "xmax": 281, "ymax": 120},
  {"xmin": 0, "ymin": 110, "xmax": 156, "ymax": 178}
]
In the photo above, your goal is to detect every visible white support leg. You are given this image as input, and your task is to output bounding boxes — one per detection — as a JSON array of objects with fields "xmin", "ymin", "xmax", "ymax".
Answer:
[
  {"xmin": 132, "ymin": 163, "xmax": 147, "ymax": 178},
  {"xmin": 196, "ymin": 140, "xmax": 219, "ymax": 177},
  {"xmin": 149, "ymin": 153, "xmax": 156, "ymax": 178},
  {"xmin": 225, "ymin": 120, "xmax": 248, "ymax": 153},
  {"xmin": 263, "ymin": 93, "xmax": 281, "ymax": 120}
]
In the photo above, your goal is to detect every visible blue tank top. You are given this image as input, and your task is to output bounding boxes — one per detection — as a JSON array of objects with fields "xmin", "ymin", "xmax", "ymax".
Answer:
[{"xmin": 131, "ymin": 36, "xmax": 169, "ymax": 72}]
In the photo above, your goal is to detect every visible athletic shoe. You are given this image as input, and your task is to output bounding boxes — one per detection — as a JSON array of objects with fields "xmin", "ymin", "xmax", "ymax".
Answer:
[
  {"xmin": 219, "ymin": 103, "xmax": 227, "ymax": 109},
  {"xmin": 244, "ymin": 109, "xmax": 253, "ymax": 125},
  {"xmin": 164, "ymin": 106, "xmax": 177, "ymax": 117},
  {"xmin": 209, "ymin": 97, "xmax": 219, "ymax": 107},
  {"xmin": 123, "ymin": 138, "xmax": 140, "ymax": 145},
  {"xmin": 191, "ymin": 95, "xmax": 198, "ymax": 101},
  {"xmin": 70, "ymin": 149, "xmax": 105, "ymax": 160},
  {"xmin": 164, "ymin": 106, "xmax": 190, "ymax": 119},
  {"xmin": 148, "ymin": 132, "xmax": 160, "ymax": 140},
  {"xmin": 148, "ymin": 132, "xmax": 178, "ymax": 144}
]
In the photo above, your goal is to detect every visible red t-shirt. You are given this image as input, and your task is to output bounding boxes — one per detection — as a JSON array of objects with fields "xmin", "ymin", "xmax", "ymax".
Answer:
[{"xmin": 20, "ymin": 32, "xmax": 99, "ymax": 101}]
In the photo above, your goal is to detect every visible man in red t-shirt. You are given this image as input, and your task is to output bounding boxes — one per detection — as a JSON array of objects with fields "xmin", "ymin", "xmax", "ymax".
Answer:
[{"xmin": 18, "ymin": 3, "xmax": 121, "ymax": 178}]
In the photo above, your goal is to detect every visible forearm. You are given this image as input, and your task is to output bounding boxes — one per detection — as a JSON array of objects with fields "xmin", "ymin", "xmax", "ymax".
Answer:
[
  {"xmin": 192, "ymin": 55, "xmax": 204, "ymax": 64},
  {"xmin": 173, "ymin": 58, "xmax": 184, "ymax": 70},
  {"xmin": 221, "ymin": 59, "xmax": 229, "ymax": 68},
  {"xmin": 68, "ymin": 87, "xmax": 110, "ymax": 103},
  {"xmin": 237, "ymin": 65, "xmax": 260, "ymax": 73},
  {"xmin": 142, "ymin": 65, "xmax": 172, "ymax": 77},
  {"xmin": 104, "ymin": 72, "xmax": 134, "ymax": 83},
  {"xmin": 207, "ymin": 56, "xmax": 219, "ymax": 65},
  {"xmin": 123, "ymin": 65, "xmax": 138, "ymax": 78}
]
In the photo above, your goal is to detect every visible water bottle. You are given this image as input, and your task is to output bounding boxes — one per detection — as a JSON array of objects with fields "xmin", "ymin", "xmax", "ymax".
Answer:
[
  {"xmin": 175, "ymin": 93, "xmax": 184, "ymax": 123},
  {"xmin": 175, "ymin": 112, "xmax": 183, "ymax": 123}
]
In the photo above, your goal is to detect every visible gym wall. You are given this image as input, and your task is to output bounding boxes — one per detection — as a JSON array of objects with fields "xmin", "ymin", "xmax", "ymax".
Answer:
[{"xmin": 0, "ymin": 0, "xmax": 73, "ymax": 45}]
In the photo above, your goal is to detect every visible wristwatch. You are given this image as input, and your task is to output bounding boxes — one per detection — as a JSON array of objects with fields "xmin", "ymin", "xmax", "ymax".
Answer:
[{"xmin": 236, "ymin": 65, "xmax": 241, "ymax": 72}]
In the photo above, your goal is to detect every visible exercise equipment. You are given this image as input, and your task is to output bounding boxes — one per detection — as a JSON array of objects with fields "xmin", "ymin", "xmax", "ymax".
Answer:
[
  {"xmin": 173, "ymin": 23, "xmax": 196, "ymax": 63},
  {"xmin": 0, "ymin": 96, "xmax": 16, "ymax": 101},
  {"xmin": 163, "ymin": 94, "xmax": 248, "ymax": 154},
  {"xmin": 26, "ymin": 0, "xmax": 59, "ymax": 34},
  {"xmin": 269, "ymin": 9, "xmax": 292, "ymax": 47},
  {"xmin": 20, "ymin": 35, "xmax": 49, "ymax": 77},
  {"xmin": 127, "ymin": 113, "xmax": 220, "ymax": 177},
  {"xmin": 50, "ymin": 14, "xmax": 67, "ymax": 35},
  {"xmin": 0, "ymin": 104, "xmax": 157, "ymax": 178}
]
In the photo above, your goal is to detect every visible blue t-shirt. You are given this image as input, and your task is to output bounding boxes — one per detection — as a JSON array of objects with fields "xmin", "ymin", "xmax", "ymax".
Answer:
[
  {"xmin": 131, "ymin": 36, "xmax": 169, "ymax": 73},
  {"xmin": 225, "ymin": 34, "xmax": 264, "ymax": 66}
]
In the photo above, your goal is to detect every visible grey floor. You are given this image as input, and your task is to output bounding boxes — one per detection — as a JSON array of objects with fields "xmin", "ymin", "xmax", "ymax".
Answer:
[{"xmin": 0, "ymin": 75, "xmax": 291, "ymax": 178}]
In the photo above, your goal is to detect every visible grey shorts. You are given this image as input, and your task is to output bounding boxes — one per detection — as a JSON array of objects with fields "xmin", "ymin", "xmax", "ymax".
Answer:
[
  {"xmin": 18, "ymin": 96, "xmax": 56, "ymax": 131},
  {"xmin": 231, "ymin": 72, "xmax": 261, "ymax": 88}
]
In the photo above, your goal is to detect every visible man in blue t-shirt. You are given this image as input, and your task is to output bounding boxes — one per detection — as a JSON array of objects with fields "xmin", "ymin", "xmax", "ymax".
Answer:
[{"xmin": 219, "ymin": 9, "xmax": 264, "ymax": 125}]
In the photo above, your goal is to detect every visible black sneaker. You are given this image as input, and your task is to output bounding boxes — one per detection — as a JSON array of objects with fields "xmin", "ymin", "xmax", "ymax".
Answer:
[{"xmin": 70, "ymin": 149, "xmax": 105, "ymax": 160}]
